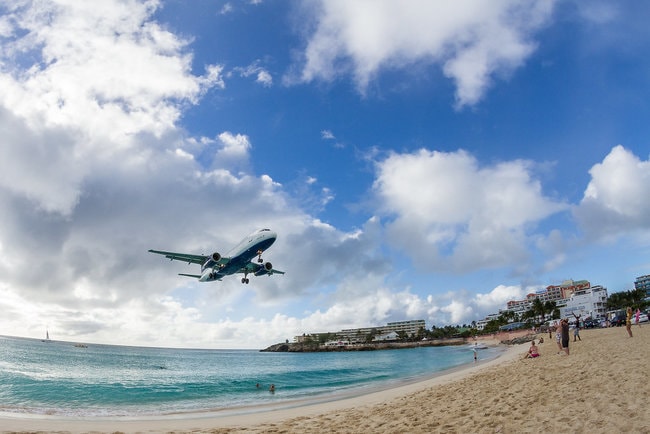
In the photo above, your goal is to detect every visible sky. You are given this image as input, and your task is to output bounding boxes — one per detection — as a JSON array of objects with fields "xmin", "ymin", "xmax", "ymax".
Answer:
[{"xmin": 0, "ymin": 0, "xmax": 649, "ymax": 349}]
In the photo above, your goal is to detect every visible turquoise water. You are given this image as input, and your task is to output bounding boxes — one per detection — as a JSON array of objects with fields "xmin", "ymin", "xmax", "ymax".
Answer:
[{"xmin": 0, "ymin": 335, "xmax": 501, "ymax": 417}]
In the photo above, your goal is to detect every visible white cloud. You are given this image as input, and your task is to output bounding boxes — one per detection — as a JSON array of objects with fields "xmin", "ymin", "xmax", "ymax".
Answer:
[
  {"xmin": 220, "ymin": 3, "xmax": 234, "ymax": 15},
  {"xmin": 295, "ymin": 0, "xmax": 555, "ymax": 106},
  {"xmin": 0, "ymin": 271, "xmax": 529, "ymax": 347},
  {"xmin": 575, "ymin": 1, "xmax": 619, "ymax": 24},
  {"xmin": 474, "ymin": 284, "xmax": 525, "ymax": 309},
  {"xmin": 255, "ymin": 69, "xmax": 273, "ymax": 86},
  {"xmin": 235, "ymin": 62, "xmax": 273, "ymax": 87},
  {"xmin": 574, "ymin": 145, "xmax": 650, "ymax": 240},
  {"xmin": 0, "ymin": 0, "xmax": 224, "ymax": 215},
  {"xmin": 217, "ymin": 131, "xmax": 252, "ymax": 158},
  {"xmin": 373, "ymin": 149, "xmax": 568, "ymax": 273},
  {"xmin": 321, "ymin": 129, "xmax": 335, "ymax": 140},
  {"xmin": 0, "ymin": 0, "xmax": 325, "ymax": 348}
]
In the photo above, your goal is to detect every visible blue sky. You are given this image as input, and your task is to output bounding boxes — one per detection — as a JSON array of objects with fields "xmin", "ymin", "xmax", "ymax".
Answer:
[{"xmin": 0, "ymin": 0, "xmax": 649, "ymax": 348}]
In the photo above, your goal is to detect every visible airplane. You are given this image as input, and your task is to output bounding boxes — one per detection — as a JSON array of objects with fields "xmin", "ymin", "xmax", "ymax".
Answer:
[{"xmin": 149, "ymin": 228, "xmax": 284, "ymax": 284}]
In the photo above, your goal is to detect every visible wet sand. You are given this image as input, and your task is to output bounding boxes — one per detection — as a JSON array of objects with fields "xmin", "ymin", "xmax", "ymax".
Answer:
[{"xmin": 2, "ymin": 325, "xmax": 648, "ymax": 433}]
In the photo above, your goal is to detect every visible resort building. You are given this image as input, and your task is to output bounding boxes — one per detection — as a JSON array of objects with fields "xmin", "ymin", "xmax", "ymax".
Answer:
[
  {"xmin": 476, "ymin": 313, "xmax": 499, "ymax": 331},
  {"xmin": 504, "ymin": 279, "xmax": 592, "ymax": 316},
  {"xmin": 541, "ymin": 279, "xmax": 590, "ymax": 301},
  {"xmin": 294, "ymin": 319, "xmax": 426, "ymax": 344},
  {"xmin": 635, "ymin": 274, "xmax": 650, "ymax": 298},
  {"xmin": 559, "ymin": 285, "xmax": 608, "ymax": 319},
  {"xmin": 478, "ymin": 279, "xmax": 607, "ymax": 327},
  {"xmin": 382, "ymin": 320, "xmax": 426, "ymax": 336},
  {"xmin": 372, "ymin": 331, "xmax": 400, "ymax": 342}
]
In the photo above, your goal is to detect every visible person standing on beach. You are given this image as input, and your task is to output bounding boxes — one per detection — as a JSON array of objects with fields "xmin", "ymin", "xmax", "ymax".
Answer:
[
  {"xmin": 555, "ymin": 322, "xmax": 562, "ymax": 353},
  {"xmin": 560, "ymin": 319, "xmax": 570, "ymax": 355},
  {"xmin": 626, "ymin": 307, "xmax": 633, "ymax": 337},
  {"xmin": 635, "ymin": 308, "xmax": 641, "ymax": 327},
  {"xmin": 473, "ymin": 345, "xmax": 478, "ymax": 362},
  {"xmin": 572, "ymin": 313, "xmax": 581, "ymax": 342}
]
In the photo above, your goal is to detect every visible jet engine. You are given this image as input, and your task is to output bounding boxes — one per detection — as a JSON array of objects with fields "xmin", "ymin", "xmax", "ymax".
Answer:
[
  {"xmin": 199, "ymin": 269, "xmax": 214, "ymax": 282},
  {"xmin": 254, "ymin": 262, "xmax": 274, "ymax": 276},
  {"xmin": 202, "ymin": 252, "xmax": 222, "ymax": 270}
]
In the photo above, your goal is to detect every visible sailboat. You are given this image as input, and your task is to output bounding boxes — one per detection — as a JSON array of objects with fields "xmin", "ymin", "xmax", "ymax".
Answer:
[{"xmin": 42, "ymin": 329, "xmax": 52, "ymax": 343}]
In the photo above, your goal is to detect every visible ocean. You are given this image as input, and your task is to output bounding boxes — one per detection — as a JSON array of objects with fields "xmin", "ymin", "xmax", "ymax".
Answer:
[{"xmin": 0, "ymin": 335, "xmax": 502, "ymax": 417}]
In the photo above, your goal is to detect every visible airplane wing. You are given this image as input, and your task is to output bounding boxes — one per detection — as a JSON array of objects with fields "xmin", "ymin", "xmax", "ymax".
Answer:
[{"xmin": 148, "ymin": 249, "xmax": 207, "ymax": 265}]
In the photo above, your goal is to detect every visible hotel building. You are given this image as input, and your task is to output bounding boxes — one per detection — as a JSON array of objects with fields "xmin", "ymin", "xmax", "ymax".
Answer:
[
  {"xmin": 295, "ymin": 319, "xmax": 426, "ymax": 344},
  {"xmin": 499, "ymin": 279, "xmax": 607, "ymax": 321},
  {"xmin": 634, "ymin": 274, "xmax": 650, "ymax": 298}
]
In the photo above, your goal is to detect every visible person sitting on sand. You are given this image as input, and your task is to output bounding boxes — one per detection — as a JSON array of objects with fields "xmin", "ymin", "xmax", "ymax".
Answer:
[
  {"xmin": 538, "ymin": 336, "xmax": 544, "ymax": 344},
  {"xmin": 524, "ymin": 340, "xmax": 540, "ymax": 359}
]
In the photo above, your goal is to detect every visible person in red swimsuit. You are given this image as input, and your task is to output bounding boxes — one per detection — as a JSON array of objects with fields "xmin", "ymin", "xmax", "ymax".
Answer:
[{"xmin": 524, "ymin": 340, "xmax": 540, "ymax": 358}]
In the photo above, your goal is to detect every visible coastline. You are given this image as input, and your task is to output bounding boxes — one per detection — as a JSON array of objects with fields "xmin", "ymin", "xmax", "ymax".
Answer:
[
  {"xmin": 2, "ymin": 326, "xmax": 647, "ymax": 433},
  {"xmin": 0, "ymin": 341, "xmax": 518, "ymax": 433}
]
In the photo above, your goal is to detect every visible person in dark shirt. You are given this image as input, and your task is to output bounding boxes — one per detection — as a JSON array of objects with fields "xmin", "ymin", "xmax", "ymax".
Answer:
[
  {"xmin": 560, "ymin": 319, "xmax": 570, "ymax": 355},
  {"xmin": 572, "ymin": 313, "xmax": 582, "ymax": 341}
]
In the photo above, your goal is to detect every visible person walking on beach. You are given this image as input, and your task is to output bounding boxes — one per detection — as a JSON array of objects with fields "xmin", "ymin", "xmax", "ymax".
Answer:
[
  {"xmin": 626, "ymin": 307, "xmax": 633, "ymax": 337},
  {"xmin": 555, "ymin": 322, "xmax": 562, "ymax": 353},
  {"xmin": 560, "ymin": 319, "xmax": 570, "ymax": 355},
  {"xmin": 473, "ymin": 345, "xmax": 478, "ymax": 362}
]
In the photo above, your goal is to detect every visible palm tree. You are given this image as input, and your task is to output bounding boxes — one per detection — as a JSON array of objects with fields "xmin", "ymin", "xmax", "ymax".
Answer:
[
  {"xmin": 544, "ymin": 301, "xmax": 557, "ymax": 319},
  {"xmin": 531, "ymin": 298, "xmax": 545, "ymax": 323}
]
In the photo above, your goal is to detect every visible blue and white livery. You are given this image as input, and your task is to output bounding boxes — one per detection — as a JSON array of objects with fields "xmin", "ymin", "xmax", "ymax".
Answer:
[{"xmin": 149, "ymin": 229, "xmax": 284, "ymax": 284}]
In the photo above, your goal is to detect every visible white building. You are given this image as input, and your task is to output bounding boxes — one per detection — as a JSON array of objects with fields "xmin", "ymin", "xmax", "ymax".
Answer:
[
  {"xmin": 296, "ymin": 319, "xmax": 427, "ymax": 344},
  {"xmin": 383, "ymin": 320, "xmax": 426, "ymax": 336},
  {"xmin": 373, "ymin": 331, "xmax": 399, "ymax": 342},
  {"xmin": 559, "ymin": 285, "xmax": 608, "ymax": 319},
  {"xmin": 476, "ymin": 313, "xmax": 500, "ymax": 331}
]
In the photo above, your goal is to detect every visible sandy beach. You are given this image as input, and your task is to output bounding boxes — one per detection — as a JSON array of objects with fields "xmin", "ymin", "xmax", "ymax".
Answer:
[{"xmin": 2, "ymin": 325, "xmax": 648, "ymax": 433}]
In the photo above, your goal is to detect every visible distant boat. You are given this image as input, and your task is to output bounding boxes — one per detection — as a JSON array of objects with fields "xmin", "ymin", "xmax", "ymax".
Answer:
[
  {"xmin": 42, "ymin": 330, "xmax": 52, "ymax": 343},
  {"xmin": 74, "ymin": 343, "xmax": 88, "ymax": 348}
]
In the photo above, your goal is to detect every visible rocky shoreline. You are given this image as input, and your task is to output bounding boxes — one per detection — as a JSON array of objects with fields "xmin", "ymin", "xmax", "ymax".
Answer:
[
  {"xmin": 260, "ymin": 338, "xmax": 467, "ymax": 352},
  {"xmin": 260, "ymin": 331, "xmax": 537, "ymax": 352}
]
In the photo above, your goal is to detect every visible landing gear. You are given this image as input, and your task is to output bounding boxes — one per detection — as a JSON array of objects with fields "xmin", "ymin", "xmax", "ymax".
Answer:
[
  {"xmin": 241, "ymin": 276, "xmax": 250, "ymax": 284},
  {"xmin": 256, "ymin": 249, "xmax": 264, "ymax": 263}
]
